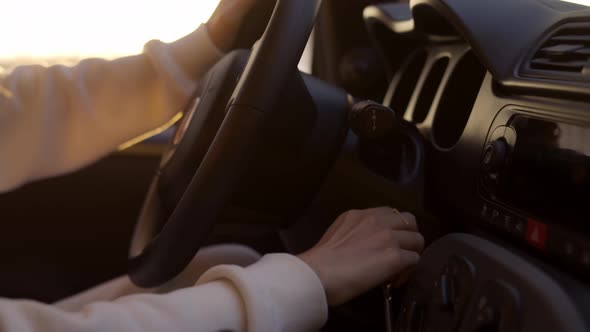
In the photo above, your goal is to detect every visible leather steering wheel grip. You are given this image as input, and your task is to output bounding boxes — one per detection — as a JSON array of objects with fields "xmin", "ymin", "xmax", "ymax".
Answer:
[{"xmin": 128, "ymin": 0, "xmax": 323, "ymax": 288}]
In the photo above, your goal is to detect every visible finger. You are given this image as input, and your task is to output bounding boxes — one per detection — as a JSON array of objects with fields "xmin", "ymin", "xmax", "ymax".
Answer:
[
  {"xmin": 391, "ymin": 211, "xmax": 418, "ymax": 231},
  {"xmin": 374, "ymin": 209, "xmax": 418, "ymax": 231},
  {"xmin": 364, "ymin": 206, "xmax": 397, "ymax": 217},
  {"xmin": 392, "ymin": 231, "xmax": 425, "ymax": 252},
  {"xmin": 395, "ymin": 250, "xmax": 420, "ymax": 273}
]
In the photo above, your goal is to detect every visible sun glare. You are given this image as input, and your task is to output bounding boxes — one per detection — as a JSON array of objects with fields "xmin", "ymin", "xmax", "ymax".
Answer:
[
  {"xmin": 0, "ymin": 0, "xmax": 220, "ymax": 59},
  {"xmin": 561, "ymin": 0, "xmax": 590, "ymax": 5}
]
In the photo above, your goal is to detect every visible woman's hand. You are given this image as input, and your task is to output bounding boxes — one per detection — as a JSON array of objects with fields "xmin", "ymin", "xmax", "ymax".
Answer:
[
  {"xmin": 207, "ymin": 0, "xmax": 258, "ymax": 52},
  {"xmin": 297, "ymin": 207, "xmax": 425, "ymax": 306}
]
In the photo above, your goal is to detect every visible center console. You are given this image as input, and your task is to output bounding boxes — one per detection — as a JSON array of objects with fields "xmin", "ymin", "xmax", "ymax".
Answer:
[
  {"xmin": 391, "ymin": 104, "xmax": 590, "ymax": 332},
  {"xmin": 477, "ymin": 107, "xmax": 590, "ymax": 276}
]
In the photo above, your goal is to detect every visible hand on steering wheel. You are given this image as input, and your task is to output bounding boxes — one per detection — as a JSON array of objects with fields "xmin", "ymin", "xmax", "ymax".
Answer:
[{"xmin": 207, "ymin": 0, "xmax": 259, "ymax": 51}]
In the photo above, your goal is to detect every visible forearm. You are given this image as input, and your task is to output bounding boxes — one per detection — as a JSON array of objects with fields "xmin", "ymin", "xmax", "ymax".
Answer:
[
  {"xmin": 0, "ymin": 281, "xmax": 245, "ymax": 332},
  {"xmin": 0, "ymin": 254, "xmax": 327, "ymax": 332},
  {"xmin": 0, "ymin": 25, "xmax": 222, "ymax": 193}
]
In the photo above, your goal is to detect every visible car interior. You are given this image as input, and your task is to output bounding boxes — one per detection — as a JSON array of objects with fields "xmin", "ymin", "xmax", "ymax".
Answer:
[{"xmin": 1, "ymin": 0, "xmax": 589, "ymax": 331}]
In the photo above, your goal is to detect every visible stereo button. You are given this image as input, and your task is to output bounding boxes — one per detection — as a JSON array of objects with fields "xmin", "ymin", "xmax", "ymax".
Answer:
[
  {"xmin": 502, "ymin": 214, "xmax": 526, "ymax": 238},
  {"xmin": 513, "ymin": 219, "xmax": 526, "ymax": 237},
  {"xmin": 480, "ymin": 203, "xmax": 489, "ymax": 217},
  {"xmin": 491, "ymin": 209, "xmax": 500, "ymax": 219},
  {"xmin": 525, "ymin": 219, "xmax": 548, "ymax": 250}
]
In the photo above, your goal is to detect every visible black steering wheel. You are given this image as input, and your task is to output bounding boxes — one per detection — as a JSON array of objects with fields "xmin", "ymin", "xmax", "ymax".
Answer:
[{"xmin": 128, "ymin": 0, "xmax": 338, "ymax": 288}]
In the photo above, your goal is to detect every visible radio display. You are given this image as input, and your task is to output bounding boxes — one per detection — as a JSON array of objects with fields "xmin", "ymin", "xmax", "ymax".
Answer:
[{"xmin": 500, "ymin": 116, "xmax": 589, "ymax": 228}]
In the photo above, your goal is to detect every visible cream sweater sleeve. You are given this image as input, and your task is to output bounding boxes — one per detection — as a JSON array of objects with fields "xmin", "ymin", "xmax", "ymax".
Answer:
[
  {"xmin": 0, "ymin": 254, "xmax": 329, "ymax": 332},
  {"xmin": 0, "ymin": 24, "xmax": 223, "ymax": 193}
]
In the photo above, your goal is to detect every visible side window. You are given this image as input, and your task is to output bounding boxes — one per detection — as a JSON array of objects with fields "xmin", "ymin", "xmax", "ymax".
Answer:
[{"xmin": 298, "ymin": 31, "xmax": 315, "ymax": 74}]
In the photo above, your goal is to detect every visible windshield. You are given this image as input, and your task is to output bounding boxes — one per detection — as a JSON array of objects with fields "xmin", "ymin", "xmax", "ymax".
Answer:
[
  {"xmin": 560, "ymin": 0, "xmax": 590, "ymax": 5},
  {"xmin": 0, "ymin": 0, "xmax": 220, "ymax": 66},
  {"xmin": 0, "ymin": 0, "xmax": 314, "ymax": 73}
]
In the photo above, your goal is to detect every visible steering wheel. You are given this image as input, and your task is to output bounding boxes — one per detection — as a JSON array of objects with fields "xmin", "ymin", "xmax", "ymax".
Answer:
[{"xmin": 128, "ymin": 0, "xmax": 332, "ymax": 288}]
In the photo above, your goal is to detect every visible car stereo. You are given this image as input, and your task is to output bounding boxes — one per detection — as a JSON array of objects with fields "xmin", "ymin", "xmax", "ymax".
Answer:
[{"xmin": 479, "ymin": 113, "xmax": 590, "ymax": 272}]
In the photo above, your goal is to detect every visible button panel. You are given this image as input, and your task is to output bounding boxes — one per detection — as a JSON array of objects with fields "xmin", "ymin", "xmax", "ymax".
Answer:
[
  {"xmin": 479, "ymin": 202, "xmax": 526, "ymax": 239},
  {"xmin": 479, "ymin": 200, "xmax": 590, "ymax": 276}
]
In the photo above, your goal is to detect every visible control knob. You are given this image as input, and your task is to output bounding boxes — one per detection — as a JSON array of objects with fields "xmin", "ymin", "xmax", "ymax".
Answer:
[{"xmin": 482, "ymin": 139, "xmax": 509, "ymax": 174}]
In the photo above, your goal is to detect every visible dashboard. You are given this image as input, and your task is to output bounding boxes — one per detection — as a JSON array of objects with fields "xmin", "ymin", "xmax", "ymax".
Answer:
[{"xmin": 359, "ymin": 0, "xmax": 590, "ymax": 331}]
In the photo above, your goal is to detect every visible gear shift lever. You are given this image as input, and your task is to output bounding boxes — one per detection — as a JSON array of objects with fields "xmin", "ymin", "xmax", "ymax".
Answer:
[{"xmin": 349, "ymin": 100, "xmax": 397, "ymax": 141}]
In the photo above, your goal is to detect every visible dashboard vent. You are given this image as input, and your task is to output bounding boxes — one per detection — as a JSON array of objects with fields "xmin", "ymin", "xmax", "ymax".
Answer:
[
  {"xmin": 385, "ymin": 50, "xmax": 427, "ymax": 117},
  {"xmin": 527, "ymin": 24, "xmax": 590, "ymax": 79}
]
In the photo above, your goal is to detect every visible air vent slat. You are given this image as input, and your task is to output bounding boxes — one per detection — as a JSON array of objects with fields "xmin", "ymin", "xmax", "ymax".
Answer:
[
  {"xmin": 540, "ymin": 44, "xmax": 585, "ymax": 55},
  {"xmin": 574, "ymin": 48, "xmax": 590, "ymax": 56},
  {"xmin": 531, "ymin": 58, "xmax": 587, "ymax": 72},
  {"xmin": 551, "ymin": 35, "xmax": 590, "ymax": 43},
  {"xmin": 525, "ymin": 24, "xmax": 590, "ymax": 80}
]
